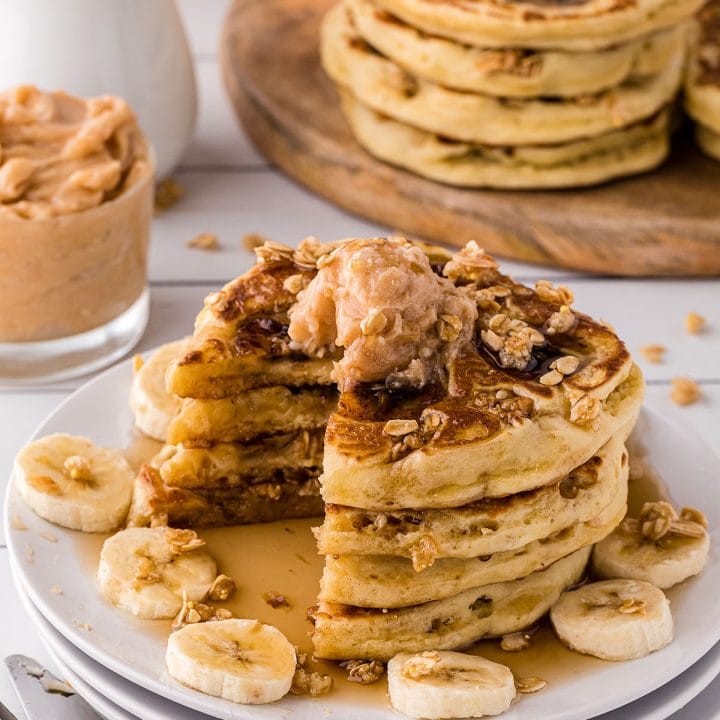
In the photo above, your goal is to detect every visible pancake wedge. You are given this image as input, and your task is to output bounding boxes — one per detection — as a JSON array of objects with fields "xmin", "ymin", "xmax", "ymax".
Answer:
[
  {"xmin": 166, "ymin": 242, "xmax": 336, "ymax": 400},
  {"xmin": 340, "ymin": 93, "xmax": 669, "ymax": 189},
  {"xmin": 127, "ymin": 465, "xmax": 323, "ymax": 528},
  {"xmin": 370, "ymin": 0, "xmax": 703, "ymax": 51},
  {"xmin": 321, "ymin": 4, "xmax": 685, "ymax": 146},
  {"xmin": 311, "ymin": 547, "xmax": 590, "ymax": 660},
  {"xmin": 348, "ymin": 0, "xmax": 686, "ymax": 98},
  {"xmin": 167, "ymin": 386, "xmax": 337, "ymax": 445},
  {"xmin": 156, "ymin": 430, "xmax": 324, "ymax": 489}
]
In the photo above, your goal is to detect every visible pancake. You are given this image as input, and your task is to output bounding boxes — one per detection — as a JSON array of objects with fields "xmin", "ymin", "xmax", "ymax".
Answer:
[
  {"xmin": 317, "ymin": 432, "xmax": 628, "ymax": 564},
  {"xmin": 321, "ymin": 4, "xmax": 685, "ymax": 146},
  {"xmin": 320, "ymin": 250, "xmax": 644, "ymax": 510},
  {"xmin": 370, "ymin": 0, "xmax": 703, "ymax": 51},
  {"xmin": 166, "ymin": 386, "xmax": 337, "ymax": 445},
  {"xmin": 696, "ymin": 124, "xmax": 720, "ymax": 161},
  {"xmin": 348, "ymin": 0, "xmax": 686, "ymax": 98},
  {"xmin": 310, "ymin": 546, "xmax": 590, "ymax": 660},
  {"xmin": 684, "ymin": 0, "xmax": 720, "ymax": 159},
  {"xmin": 155, "ymin": 430, "xmax": 325, "ymax": 489},
  {"xmin": 166, "ymin": 246, "xmax": 335, "ymax": 400},
  {"xmin": 127, "ymin": 464, "xmax": 324, "ymax": 528},
  {"xmin": 319, "ymin": 474, "xmax": 626, "ymax": 607},
  {"xmin": 340, "ymin": 92, "xmax": 669, "ymax": 189}
]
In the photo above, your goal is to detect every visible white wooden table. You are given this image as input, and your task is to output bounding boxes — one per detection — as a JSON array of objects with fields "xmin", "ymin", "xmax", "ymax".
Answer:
[{"xmin": 0, "ymin": 2, "xmax": 719, "ymax": 718}]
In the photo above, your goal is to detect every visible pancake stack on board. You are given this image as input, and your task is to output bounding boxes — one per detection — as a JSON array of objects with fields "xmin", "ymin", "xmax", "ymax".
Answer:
[
  {"xmin": 319, "ymin": 0, "xmax": 702, "ymax": 188},
  {"xmin": 128, "ymin": 237, "xmax": 645, "ymax": 662},
  {"xmin": 685, "ymin": 0, "xmax": 720, "ymax": 161}
]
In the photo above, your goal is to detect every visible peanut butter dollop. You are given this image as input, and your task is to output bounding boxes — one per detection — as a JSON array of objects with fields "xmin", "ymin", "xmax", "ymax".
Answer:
[
  {"xmin": 288, "ymin": 237, "xmax": 477, "ymax": 389},
  {"xmin": 0, "ymin": 85, "xmax": 150, "ymax": 219}
]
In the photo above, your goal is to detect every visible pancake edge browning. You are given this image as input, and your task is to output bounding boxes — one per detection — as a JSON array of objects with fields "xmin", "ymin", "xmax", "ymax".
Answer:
[
  {"xmin": 370, "ymin": 0, "xmax": 704, "ymax": 51},
  {"xmin": 321, "ymin": 364, "xmax": 642, "ymax": 510},
  {"xmin": 319, "ymin": 479, "xmax": 625, "ymax": 607},
  {"xmin": 310, "ymin": 546, "xmax": 590, "ymax": 660},
  {"xmin": 317, "ymin": 430, "xmax": 629, "ymax": 560}
]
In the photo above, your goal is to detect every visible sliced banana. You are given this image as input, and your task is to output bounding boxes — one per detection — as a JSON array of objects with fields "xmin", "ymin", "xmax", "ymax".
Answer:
[
  {"xmin": 550, "ymin": 579, "xmax": 673, "ymax": 661},
  {"xmin": 166, "ymin": 619, "xmax": 296, "ymax": 704},
  {"xmin": 129, "ymin": 339, "xmax": 188, "ymax": 441},
  {"xmin": 592, "ymin": 502, "xmax": 709, "ymax": 589},
  {"xmin": 13, "ymin": 433, "xmax": 134, "ymax": 532},
  {"xmin": 387, "ymin": 650, "xmax": 515, "ymax": 719},
  {"xmin": 98, "ymin": 527, "xmax": 217, "ymax": 619}
]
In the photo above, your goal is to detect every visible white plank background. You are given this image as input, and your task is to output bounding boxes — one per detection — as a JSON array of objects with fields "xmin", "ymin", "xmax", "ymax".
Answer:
[{"xmin": 0, "ymin": 1, "xmax": 719, "ymax": 718}]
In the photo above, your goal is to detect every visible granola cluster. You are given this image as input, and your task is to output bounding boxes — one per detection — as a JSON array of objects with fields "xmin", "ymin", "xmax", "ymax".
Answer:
[
  {"xmin": 480, "ymin": 313, "xmax": 545, "ymax": 370},
  {"xmin": 164, "ymin": 528, "xmax": 206, "ymax": 553},
  {"xmin": 623, "ymin": 501, "xmax": 708, "ymax": 542},
  {"xmin": 171, "ymin": 592, "xmax": 232, "ymax": 630},
  {"xmin": 340, "ymin": 658, "xmax": 386, "ymax": 684},
  {"xmin": 290, "ymin": 649, "xmax": 333, "ymax": 697},
  {"xmin": 442, "ymin": 240, "xmax": 498, "ymax": 282},
  {"xmin": 400, "ymin": 651, "xmax": 441, "ymax": 680},
  {"xmin": 474, "ymin": 389, "xmax": 534, "ymax": 428},
  {"xmin": 383, "ymin": 409, "xmax": 447, "ymax": 461}
]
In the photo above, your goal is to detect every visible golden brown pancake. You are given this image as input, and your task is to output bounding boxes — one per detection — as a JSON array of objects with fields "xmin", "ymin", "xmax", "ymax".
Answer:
[
  {"xmin": 319, "ymin": 474, "xmax": 626, "ymax": 607},
  {"xmin": 166, "ymin": 387, "xmax": 337, "ymax": 445},
  {"xmin": 370, "ymin": 0, "xmax": 703, "ymax": 51},
  {"xmin": 317, "ymin": 431, "xmax": 629, "ymax": 565},
  {"xmin": 311, "ymin": 547, "xmax": 590, "ymax": 660},
  {"xmin": 685, "ymin": 0, "xmax": 720, "ymax": 159},
  {"xmin": 155, "ymin": 430, "xmax": 325, "ymax": 489}
]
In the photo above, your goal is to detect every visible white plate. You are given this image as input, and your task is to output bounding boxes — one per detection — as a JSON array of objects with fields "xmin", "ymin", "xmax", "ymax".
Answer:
[
  {"xmin": 45, "ymin": 647, "xmax": 136, "ymax": 720},
  {"xmin": 14, "ymin": 572, "xmax": 720, "ymax": 720},
  {"xmin": 5, "ymin": 357, "xmax": 720, "ymax": 720}
]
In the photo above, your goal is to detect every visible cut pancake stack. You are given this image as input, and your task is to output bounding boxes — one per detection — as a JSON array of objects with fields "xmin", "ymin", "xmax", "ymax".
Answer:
[
  {"xmin": 685, "ymin": 0, "xmax": 720, "ymax": 161},
  {"xmin": 128, "ymin": 237, "xmax": 645, "ymax": 664},
  {"xmin": 307, "ymin": 238, "xmax": 643, "ymax": 660},
  {"xmin": 128, "ymin": 242, "xmax": 338, "ymax": 528},
  {"xmin": 319, "ymin": 0, "xmax": 702, "ymax": 188}
]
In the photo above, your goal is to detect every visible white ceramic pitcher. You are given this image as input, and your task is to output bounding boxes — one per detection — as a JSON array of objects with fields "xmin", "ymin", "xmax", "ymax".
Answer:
[{"xmin": 0, "ymin": 0, "xmax": 197, "ymax": 177}]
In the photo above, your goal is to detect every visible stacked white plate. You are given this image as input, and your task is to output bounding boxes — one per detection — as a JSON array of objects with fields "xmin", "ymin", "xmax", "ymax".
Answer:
[{"xmin": 5, "ymin": 356, "xmax": 720, "ymax": 720}]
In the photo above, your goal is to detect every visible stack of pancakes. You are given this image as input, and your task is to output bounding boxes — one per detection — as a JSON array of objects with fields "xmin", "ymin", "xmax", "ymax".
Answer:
[
  {"xmin": 128, "ymin": 237, "xmax": 644, "ymax": 662},
  {"xmin": 308, "ymin": 239, "xmax": 643, "ymax": 660},
  {"xmin": 319, "ymin": 0, "xmax": 702, "ymax": 188},
  {"xmin": 685, "ymin": 0, "xmax": 720, "ymax": 161},
  {"xmin": 128, "ymin": 242, "xmax": 339, "ymax": 527}
]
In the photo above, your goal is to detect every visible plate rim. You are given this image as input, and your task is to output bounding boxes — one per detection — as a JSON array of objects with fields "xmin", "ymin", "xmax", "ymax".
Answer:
[{"xmin": 15, "ymin": 567, "xmax": 720, "ymax": 720}]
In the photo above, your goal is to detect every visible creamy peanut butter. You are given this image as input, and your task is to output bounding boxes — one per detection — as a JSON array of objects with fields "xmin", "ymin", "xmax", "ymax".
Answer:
[
  {"xmin": 0, "ymin": 86, "xmax": 153, "ymax": 342},
  {"xmin": 288, "ymin": 237, "xmax": 477, "ymax": 389}
]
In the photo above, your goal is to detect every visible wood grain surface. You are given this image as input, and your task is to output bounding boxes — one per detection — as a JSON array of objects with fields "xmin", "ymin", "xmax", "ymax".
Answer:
[{"xmin": 220, "ymin": 0, "xmax": 720, "ymax": 276}]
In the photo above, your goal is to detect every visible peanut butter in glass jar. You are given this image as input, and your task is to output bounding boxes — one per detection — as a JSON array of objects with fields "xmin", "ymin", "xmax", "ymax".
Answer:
[{"xmin": 0, "ymin": 86, "xmax": 154, "ymax": 381}]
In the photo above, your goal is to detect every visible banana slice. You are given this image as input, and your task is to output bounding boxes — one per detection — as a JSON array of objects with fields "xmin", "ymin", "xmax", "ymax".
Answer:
[
  {"xmin": 166, "ymin": 619, "xmax": 296, "ymax": 704},
  {"xmin": 98, "ymin": 527, "xmax": 217, "ymax": 619},
  {"xmin": 130, "ymin": 339, "xmax": 188, "ymax": 441},
  {"xmin": 13, "ymin": 433, "xmax": 134, "ymax": 532},
  {"xmin": 550, "ymin": 579, "xmax": 673, "ymax": 661},
  {"xmin": 592, "ymin": 502, "xmax": 709, "ymax": 589},
  {"xmin": 387, "ymin": 650, "xmax": 515, "ymax": 719}
]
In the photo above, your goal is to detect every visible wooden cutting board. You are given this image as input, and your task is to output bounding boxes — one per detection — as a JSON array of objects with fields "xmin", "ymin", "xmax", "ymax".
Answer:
[{"xmin": 220, "ymin": 0, "xmax": 720, "ymax": 276}]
